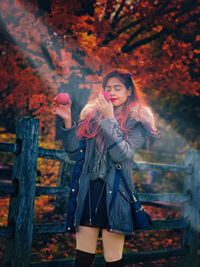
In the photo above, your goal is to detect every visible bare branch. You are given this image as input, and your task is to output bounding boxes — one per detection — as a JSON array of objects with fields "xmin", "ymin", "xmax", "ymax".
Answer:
[
  {"xmin": 100, "ymin": 18, "xmax": 143, "ymax": 46},
  {"xmin": 111, "ymin": 0, "xmax": 126, "ymax": 29},
  {"xmin": 121, "ymin": 29, "xmax": 165, "ymax": 53},
  {"xmin": 103, "ymin": 0, "xmax": 114, "ymax": 20},
  {"xmin": 124, "ymin": 26, "xmax": 145, "ymax": 47}
]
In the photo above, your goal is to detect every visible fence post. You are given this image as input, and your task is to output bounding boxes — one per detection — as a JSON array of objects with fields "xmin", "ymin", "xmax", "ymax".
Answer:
[
  {"xmin": 181, "ymin": 150, "xmax": 200, "ymax": 267},
  {"xmin": 3, "ymin": 117, "xmax": 39, "ymax": 267},
  {"xmin": 55, "ymin": 161, "xmax": 74, "ymax": 214}
]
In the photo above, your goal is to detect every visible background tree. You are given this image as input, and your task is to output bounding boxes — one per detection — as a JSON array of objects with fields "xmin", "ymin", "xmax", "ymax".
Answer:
[{"xmin": 0, "ymin": 0, "xmax": 199, "ymax": 148}]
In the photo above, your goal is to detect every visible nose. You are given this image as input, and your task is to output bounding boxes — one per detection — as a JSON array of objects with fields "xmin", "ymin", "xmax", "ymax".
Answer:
[{"xmin": 107, "ymin": 87, "xmax": 115, "ymax": 95}]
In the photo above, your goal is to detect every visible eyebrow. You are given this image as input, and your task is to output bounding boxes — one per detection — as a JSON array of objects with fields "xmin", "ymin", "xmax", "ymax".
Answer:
[{"xmin": 105, "ymin": 84, "xmax": 122, "ymax": 88}]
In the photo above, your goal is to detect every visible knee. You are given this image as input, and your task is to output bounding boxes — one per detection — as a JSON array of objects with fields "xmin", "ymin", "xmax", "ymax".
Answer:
[
  {"xmin": 102, "ymin": 231, "xmax": 124, "ymax": 262},
  {"xmin": 104, "ymin": 250, "xmax": 122, "ymax": 262}
]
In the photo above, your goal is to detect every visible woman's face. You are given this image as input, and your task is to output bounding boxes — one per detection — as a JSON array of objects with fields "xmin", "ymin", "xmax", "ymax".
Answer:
[{"xmin": 104, "ymin": 77, "xmax": 131, "ymax": 107}]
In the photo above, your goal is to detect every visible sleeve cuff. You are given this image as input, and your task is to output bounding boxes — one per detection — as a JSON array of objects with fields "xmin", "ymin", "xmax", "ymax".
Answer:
[{"xmin": 60, "ymin": 120, "xmax": 77, "ymax": 131}]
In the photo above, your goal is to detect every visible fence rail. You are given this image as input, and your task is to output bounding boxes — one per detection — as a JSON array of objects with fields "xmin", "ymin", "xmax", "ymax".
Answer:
[{"xmin": 0, "ymin": 117, "xmax": 199, "ymax": 267}]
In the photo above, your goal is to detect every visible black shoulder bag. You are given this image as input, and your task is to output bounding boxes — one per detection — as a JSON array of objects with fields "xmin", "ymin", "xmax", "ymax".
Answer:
[{"xmin": 114, "ymin": 163, "xmax": 153, "ymax": 230}]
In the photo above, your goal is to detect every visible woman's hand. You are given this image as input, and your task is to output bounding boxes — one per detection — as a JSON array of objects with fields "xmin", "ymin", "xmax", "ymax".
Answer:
[
  {"xmin": 95, "ymin": 94, "xmax": 114, "ymax": 119},
  {"xmin": 50, "ymin": 97, "xmax": 72, "ymax": 128}
]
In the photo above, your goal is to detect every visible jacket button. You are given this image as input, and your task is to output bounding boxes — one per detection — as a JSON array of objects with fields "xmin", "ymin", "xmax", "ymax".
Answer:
[
  {"xmin": 72, "ymin": 188, "xmax": 75, "ymax": 192},
  {"xmin": 80, "ymin": 149, "xmax": 83, "ymax": 152},
  {"xmin": 67, "ymin": 227, "xmax": 71, "ymax": 231},
  {"xmin": 122, "ymin": 192, "xmax": 125, "ymax": 195},
  {"xmin": 109, "ymin": 190, "xmax": 112, "ymax": 194}
]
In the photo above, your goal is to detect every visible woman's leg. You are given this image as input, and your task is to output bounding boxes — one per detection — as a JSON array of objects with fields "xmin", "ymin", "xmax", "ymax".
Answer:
[
  {"xmin": 102, "ymin": 229, "xmax": 125, "ymax": 264},
  {"xmin": 76, "ymin": 225, "xmax": 100, "ymax": 253},
  {"xmin": 74, "ymin": 226, "xmax": 100, "ymax": 267}
]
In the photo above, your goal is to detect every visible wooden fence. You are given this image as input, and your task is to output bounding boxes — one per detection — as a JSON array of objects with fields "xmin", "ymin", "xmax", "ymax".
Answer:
[{"xmin": 0, "ymin": 117, "xmax": 199, "ymax": 267}]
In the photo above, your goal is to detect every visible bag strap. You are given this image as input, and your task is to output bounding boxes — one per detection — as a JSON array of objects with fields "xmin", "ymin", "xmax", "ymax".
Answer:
[
  {"xmin": 115, "ymin": 163, "xmax": 136, "ymax": 204},
  {"xmin": 110, "ymin": 163, "xmax": 136, "ymax": 211}
]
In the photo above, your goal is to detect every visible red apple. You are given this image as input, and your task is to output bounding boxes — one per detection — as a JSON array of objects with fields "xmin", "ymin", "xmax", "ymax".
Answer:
[
  {"xmin": 102, "ymin": 92, "xmax": 111, "ymax": 102},
  {"xmin": 55, "ymin": 93, "xmax": 70, "ymax": 105}
]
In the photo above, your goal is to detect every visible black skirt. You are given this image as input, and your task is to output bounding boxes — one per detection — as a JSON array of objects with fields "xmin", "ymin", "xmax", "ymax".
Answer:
[
  {"xmin": 80, "ymin": 178, "xmax": 131, "ymax": 240},
  {"xmin": 80, "ymin": 178, "xmax": 108, "ymax": 229}
]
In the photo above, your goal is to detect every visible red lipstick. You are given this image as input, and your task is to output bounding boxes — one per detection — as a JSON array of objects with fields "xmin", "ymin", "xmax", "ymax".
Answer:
[{"xmin": 111, "ymin": 98, "xmax": 118, "ymax": 102}]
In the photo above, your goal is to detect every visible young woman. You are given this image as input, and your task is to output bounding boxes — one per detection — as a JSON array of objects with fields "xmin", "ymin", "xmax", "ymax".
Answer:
[{"xmin": 51, "ymin": 69, "xmax": 157, "ymax": 267}]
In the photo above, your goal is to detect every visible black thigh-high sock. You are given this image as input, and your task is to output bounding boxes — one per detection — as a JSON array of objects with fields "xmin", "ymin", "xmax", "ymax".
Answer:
[
  {"xmin": 73, "ymin": 249, "xmax": 95, "ymax": 267},
  {"xmin": 105, "ymin": 258, "xmax": 123, "ymax": 266}
]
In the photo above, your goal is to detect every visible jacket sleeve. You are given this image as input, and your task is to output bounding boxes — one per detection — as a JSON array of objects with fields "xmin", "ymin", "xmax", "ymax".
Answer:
[
  {"xmin": 60, "ymin": 120, "xmax": 79, "ymax": 161},
  {"xmin": 100, "ymin": 117, "xmax": 146, "ymax": 163}
]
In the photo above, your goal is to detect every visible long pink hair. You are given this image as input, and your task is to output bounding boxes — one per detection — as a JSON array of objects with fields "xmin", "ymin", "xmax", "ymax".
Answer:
[{"xmin": 77, "ymin": 69, "xmax": 157, "ymax": 142}]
